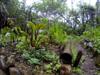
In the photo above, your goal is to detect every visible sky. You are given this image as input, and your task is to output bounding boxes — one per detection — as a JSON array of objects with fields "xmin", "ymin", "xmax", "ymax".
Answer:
[
  {"xmin": 67, "ymin": 0, "xmax": 97, "ymax": 9},
  {"xmin": 19, "ymin": 0, "xmax": 97, "ymax": 9}
]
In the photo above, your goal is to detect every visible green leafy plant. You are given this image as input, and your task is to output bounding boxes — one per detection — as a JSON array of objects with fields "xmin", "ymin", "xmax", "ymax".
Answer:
[
  {"xmin": 72, "ymin": 67, "xmax": 83, "ymax": 75},
  {"xmin": 48, "ymin": 24, "xmax": 67, "ymax": 45},
  {"xmin": 22, "ymin": 50, "xmax": 40, "ymax": 65},
  {"xmin": 22, "ymin": 49, "xmax": 60, "ymax": 72},
  {"xmin": 28, "ymin": 58, "xmax": 40, "ymax": 65},
  {"xmin": 0, "ymin": 27, "xmax": 16, "ymax": 46},
  {"xmin": 82, "ymin": 27, "xmax": 100, "ymax": 53},
  {"xmin": 27, "ymin": 21, "xmax": 48, "ymax": 49}
]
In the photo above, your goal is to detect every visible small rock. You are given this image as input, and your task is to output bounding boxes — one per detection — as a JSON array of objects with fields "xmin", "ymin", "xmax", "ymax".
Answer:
[
  {"xmin": 15, "ymin": 63, "xmax": 32, "ymax": 75},
  {"xmin": 0, "ymin": 55, "xmax": 7, "ymax": 70},
  {"xmin": 12, "ymin": 53, "xmax": 16, "ymax": 55},
  {"xmin": 9, "ymin": 67, "xmax": 21, "ymax": 75},
  {"xmin": 0, "ymin": 69, "xmax": 6, "ymax": 75},
  {"xmin": 21, "ymin": 70, "xmax": 32, "ymax": 75},
  {"xmin": 60, "ymin": 64, "xmax": 72, "ymax": 75},
  {"xmin": 7, "ymin": 55, "xmax": 15, "ymax": 66},
  {"xmin": 0, "ymin": 48, "xmax": 6, "ymax": 55}
]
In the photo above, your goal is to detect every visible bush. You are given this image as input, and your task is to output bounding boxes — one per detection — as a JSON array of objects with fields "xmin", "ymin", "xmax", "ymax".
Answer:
[
  {"xmin": 82, "ymin": 27, "xmax": 100, "ymax": 53},
  {"xmin": 22, "ymin": 48, "xmax": 60, "ymax": 73},
  {"xmin": 48, "ymin": 24, "xmax": 67, "ymax": 45}
]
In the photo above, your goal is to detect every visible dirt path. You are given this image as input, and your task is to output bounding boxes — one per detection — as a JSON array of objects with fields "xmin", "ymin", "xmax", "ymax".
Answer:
[
  {"xmin": 81, "ymin": 50, "xmax": 97, "ymax": 75},
  {"xmin": 78, "ymin": 44, "xmax": 100, "ymax": 75}
]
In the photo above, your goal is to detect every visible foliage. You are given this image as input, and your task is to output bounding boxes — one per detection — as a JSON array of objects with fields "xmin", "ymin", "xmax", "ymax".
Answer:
[
  {"xmin": 44, "ymin": 62, "xmax": 61, "ymax": 73},
  {"xmin": 22, "ymin": 49, "xmax": 61, "ymax": 72},
  {"xmin": 16, "ymin": 36, "xmax": 29, "ymax": 50},
  {"xmin": 0, "ymin": 0, "xmax": 100, "ymax": 74},
  {"xmin": 0, "ymin": 27, "xmax": 15, "ymax": 46},
  {"xmin": 48, "ymin": 24, "xmax": 67, "ymax": 44},
  {"xmin": 22, "ymin": 50, "xmax": 40, "ymax": 65},
  {"xmin": 67, "ymin": 35, "xmax": 81, "ymax": 63},
  {"xmin": 33, "ymin": 0, "xmax": 67, "ymax": 19},
  {"xmin": 82, "ymin": 26, "xmax": 100, "ymax": 53},
  {"xmin": 3, "ymin": 0, "xmax": 20, "ymax": 17},
  {"xmin": 22, "ymin": 48, "xmax": 59, "ymax": 63},
  {"xmin": 27, "ymin": 21, "xmax": 48, "ymax": 49},
  {"xmin": 27, "ymin": 21, "xmax": 46, "ymax": 31},
  {"xmin": 0, "ymin": 26, "xmax": 29, "ymax": 50},
  {"xmin": 72, "ymin": 67, "xmax": 83, "ymax": 75}
]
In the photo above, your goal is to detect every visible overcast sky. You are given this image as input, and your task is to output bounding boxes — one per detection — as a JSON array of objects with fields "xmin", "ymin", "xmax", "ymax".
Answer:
[
  {"xmin": 19, "ymin": 0, "xmax": 97, "ymax": 9},
  {"xmin": 67, "ymin": 0, "xmax": 97, "ymax": 9}
]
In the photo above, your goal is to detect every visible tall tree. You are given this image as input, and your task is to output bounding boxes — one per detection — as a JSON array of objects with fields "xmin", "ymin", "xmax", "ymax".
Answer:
[
  {"xmin": 33, "ymin": 0, "xmax": 67, "ymax": 20},
  {"xmin": 96, "ymin": 0, "xmax": 100, "ymax": 25}
]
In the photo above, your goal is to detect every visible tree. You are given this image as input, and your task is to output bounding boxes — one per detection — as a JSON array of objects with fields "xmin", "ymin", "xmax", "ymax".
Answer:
[
  {"xmin": 68, "ymin": 4, "xmax": 96, "ymax": 35},
  {"xmin": 33, "ymin": 0, "xmax": 67, "ymax": 20},
  {"xmin": 0, "ymin": 1, "xmax": 9, "ymax": 29},
  {"xmin": 2, "ymin": 0, "xmax": 20, "ymax": 18},
  {"xmin": 96, "ymin": 0, "xmax": 100, "ymax": 25}
]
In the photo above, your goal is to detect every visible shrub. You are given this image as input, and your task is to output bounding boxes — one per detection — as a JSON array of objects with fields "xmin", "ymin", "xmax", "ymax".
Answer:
[
  {"xmin": 48, "ymin": 24, "xmax": 67, "ymax": 45},
  {"xmin": 22, "ymin": 49, "xmax": 60, "ymax": 72},
  {"xmin": 82, "ymin": 27, "xmax": 100, "ymax": 53}
]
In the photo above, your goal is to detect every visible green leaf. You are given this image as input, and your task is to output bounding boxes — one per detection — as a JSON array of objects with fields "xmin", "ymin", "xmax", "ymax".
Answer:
[{"xmin": 28, "ymin": 58, "xmax": 40, "ymax": 65}]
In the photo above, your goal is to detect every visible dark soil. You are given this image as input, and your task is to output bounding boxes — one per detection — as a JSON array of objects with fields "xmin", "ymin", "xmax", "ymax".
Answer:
[{"xmin": 80, "ymin": 49, "xmax": 100, "ymax": 75}]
